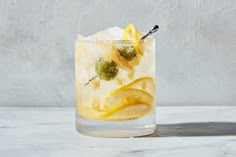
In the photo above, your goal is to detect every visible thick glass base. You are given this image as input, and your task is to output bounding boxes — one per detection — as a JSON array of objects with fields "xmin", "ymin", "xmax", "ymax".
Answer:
[{"xmin": 76, "ymin": 114, "xmax": 156, "ymax": 138}]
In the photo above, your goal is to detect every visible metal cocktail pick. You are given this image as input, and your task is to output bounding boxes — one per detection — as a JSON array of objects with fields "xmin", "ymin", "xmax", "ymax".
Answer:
[
  {"xmin": 140, "ymin": 25, "xmax": 159, "ymax": 40},
  {"xmin": 84, "ymin": 25, "xmax": 159, "ymax": 86}
]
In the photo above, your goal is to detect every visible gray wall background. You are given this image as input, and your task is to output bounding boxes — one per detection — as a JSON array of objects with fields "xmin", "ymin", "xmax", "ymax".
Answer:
[{"xmin": 0, "ymin": 0, "xmax": 235, "ymax": 107}]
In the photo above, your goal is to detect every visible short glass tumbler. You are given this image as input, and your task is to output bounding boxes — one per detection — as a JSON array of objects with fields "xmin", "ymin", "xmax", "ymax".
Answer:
[{"xmin": 75, "ymin": 39, "xmax": 156, "ymax": 137}]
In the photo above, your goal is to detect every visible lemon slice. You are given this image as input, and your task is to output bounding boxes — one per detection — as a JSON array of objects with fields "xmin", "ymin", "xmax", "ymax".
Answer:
[
  {"xmin": 77, "ymin": 103, "xmax": 152, "ymax": 121},
  {"xmin": 100, "ymin": 104, "xmax": 152, "ymax": 120},
  {"xmin": 101, "ymin": 88, "xmax": 154, "ymax": 118},
  {"xmin": 117, "ymin": 77, "xmax": 155, "ymax": 96},
  {"xmin": 123, "ymin": 24, "xmax": 143, "ymax": 55}
]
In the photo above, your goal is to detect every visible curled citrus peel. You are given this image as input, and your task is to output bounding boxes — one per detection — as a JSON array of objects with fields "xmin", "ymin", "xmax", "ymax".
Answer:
[
  {"xmin": 99, "ymin": 77, "xmax": 155, "ymax": 119},
  {"xmin": 123, "ymin": 24, "xmax": 143, "ymax": 55},
  {"xmin": 101, "ymin": 88, "xmax": 154, "ymax": 118},
  {"xmin": 115, "ymin": 76, "xmax": 155, "ymax": 96}
]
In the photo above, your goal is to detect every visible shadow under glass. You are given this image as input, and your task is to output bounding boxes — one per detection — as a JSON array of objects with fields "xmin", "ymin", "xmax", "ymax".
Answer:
[{"xmin": 140, "ymin": 122, "xmax": 236, "ymax": 137}]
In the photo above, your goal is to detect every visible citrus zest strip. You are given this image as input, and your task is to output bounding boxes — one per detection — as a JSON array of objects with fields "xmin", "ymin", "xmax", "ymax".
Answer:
[
  {"xmin": 123, "ymin": 24, "xmax": 143, "ymax": 55},
  {"xmin": 101, "ymin": 88, "xmax": 153, "ymax": 118},
  {"xmin": 115, "ymin": 76, "xmax": 154, "ymax": 91}
]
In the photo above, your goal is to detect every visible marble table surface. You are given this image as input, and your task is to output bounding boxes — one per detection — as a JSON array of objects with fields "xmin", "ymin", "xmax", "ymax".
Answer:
[{"xmin": 0, "ymin": 107, "xmax": 236, "ymax": 157}]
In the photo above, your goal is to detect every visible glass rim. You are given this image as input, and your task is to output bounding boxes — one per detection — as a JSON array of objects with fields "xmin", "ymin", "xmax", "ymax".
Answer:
[{"xmin": 76, "ymin": 39, "xmax": 136, "ymax": 43}]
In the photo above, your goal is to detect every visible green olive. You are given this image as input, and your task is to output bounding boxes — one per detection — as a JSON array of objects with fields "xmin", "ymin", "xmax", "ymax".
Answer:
[
  {"xmin": 95, "ymin": 58, "xmax": 118, "ymax": 80},
  {"xmin": 117, "ymin": 46, "xmax": 136, "ymax": 61}
]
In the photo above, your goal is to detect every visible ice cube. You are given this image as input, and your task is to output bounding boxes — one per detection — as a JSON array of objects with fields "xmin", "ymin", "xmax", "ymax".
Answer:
[{"xmin": 77, "ymin": 27, "xmax": 124, "ymax": 41}]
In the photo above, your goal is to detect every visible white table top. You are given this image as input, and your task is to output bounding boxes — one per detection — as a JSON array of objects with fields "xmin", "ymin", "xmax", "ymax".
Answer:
[{"xmin": 0, "ymin": 107, "xmax": 236, "ymax": 157}]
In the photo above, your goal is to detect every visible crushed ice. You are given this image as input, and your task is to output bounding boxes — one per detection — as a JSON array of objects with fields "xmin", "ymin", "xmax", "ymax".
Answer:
[{"xmin": 77, "ymin": 27, "xmax": 124, "ymax": 41}]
